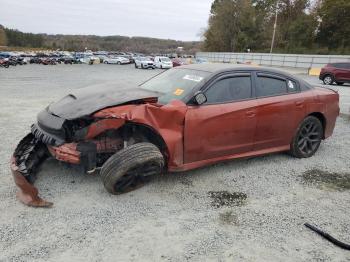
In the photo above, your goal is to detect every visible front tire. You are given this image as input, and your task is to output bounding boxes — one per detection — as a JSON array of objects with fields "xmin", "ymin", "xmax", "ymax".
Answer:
[
  {"xmin": 100, "ymin": 142, "xmax": 164, "ymax": 194},
  {"xmin": 290, "ymin": 116, "xmax": 323, "ymax": 158},
  {"xmin": 323, "ymin": 74, "xmax": 334, "ymax": 85}
]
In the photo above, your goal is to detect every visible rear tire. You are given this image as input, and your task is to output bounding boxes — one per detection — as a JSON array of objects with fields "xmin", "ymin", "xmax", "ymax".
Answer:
[
  {"xmin": 323, "ymin": 74, "xmax": 334, "ymax": 85},
  {"xmin": 100, "ymin": 142, "xmax": 164, "ymax": 195},
  {"xmin": 290, "ymin": 116, "xmax": 323, "ymax": 158}
]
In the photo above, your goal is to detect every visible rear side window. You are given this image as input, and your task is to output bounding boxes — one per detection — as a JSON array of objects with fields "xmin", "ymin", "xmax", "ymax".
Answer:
[
  {"xmin": 256, "ymin": 76, "xmax": 287, "ymax": 97},
  {"xmin": 205, "ymin": 76, "xmax": 252, "ymax": 103},
  {"xmin": 331, "ymin": 63, "xmax": 350, "ymax": 69}
]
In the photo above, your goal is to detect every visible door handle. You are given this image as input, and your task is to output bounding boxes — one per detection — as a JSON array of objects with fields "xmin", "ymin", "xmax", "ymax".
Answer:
[{"xmin": 245, "ymin": 110, "xmax": 256, "ymax": 117}]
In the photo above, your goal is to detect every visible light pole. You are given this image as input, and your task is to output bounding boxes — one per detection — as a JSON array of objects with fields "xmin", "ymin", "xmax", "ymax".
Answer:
[{"xmin": 270, "ymin": 1, "xmax": 278, "ymax": 53}]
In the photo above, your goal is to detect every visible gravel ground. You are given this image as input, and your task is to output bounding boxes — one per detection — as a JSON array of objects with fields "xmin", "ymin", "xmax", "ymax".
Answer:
[{"xmin": 0, "ymin": 64, "xmax": 350, "ymax": 262}]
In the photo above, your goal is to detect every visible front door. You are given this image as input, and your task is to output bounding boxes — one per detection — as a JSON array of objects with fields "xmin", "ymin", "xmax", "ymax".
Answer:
[{"xmin": 184, "ymin": 73, "xmax": 257, "ymax": 163}]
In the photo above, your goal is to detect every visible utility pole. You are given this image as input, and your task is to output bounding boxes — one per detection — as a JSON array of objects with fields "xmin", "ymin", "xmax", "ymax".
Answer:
[{"xmin": 270, "ymin": 1, "xmax": 278, "ymax": 53}]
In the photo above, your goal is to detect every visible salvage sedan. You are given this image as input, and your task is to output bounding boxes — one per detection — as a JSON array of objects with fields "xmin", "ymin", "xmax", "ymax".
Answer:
[{"xmin": 11, "ymin": 64, "xmax": 339, "ymax": 207}]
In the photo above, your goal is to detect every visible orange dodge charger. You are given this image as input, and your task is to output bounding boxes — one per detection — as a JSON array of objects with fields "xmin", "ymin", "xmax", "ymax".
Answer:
[{"xmin": 11, "ymin": 64, "xmax": 339, "ymax": 207}]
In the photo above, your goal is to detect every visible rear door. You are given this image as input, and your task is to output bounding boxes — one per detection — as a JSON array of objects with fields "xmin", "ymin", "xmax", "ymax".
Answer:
[
  {"xmin": 253, "ymin": 72, "xmax": 307, "ymax": 151},
  {"xmin": 184, "ymin": 72, "xmax": 257, "ymax": 163}
]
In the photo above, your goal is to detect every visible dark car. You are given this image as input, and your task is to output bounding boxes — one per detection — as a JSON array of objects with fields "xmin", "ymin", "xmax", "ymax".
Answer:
[
  {"xmin": 319, "ymin": 62, "xmax": 350, "ymax": 85},
  {"xmin": 11, "ymin": 64, "xmax": 339, "ymax": 207}
]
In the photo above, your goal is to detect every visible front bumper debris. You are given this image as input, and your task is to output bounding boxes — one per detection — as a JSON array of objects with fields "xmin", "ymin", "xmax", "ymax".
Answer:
[
  {"xmin": 10, "ymin": 133, "xmax": 53, "ymax": 207},
  {"xmin": 11, "ymin": 156, "xmax": 53, "ymax": 207}
]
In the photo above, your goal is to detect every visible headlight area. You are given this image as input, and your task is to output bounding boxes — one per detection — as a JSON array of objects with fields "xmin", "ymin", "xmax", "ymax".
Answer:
[{"xmin": 46, "ymin": 118, "xmax": 126, "ymax": 173}]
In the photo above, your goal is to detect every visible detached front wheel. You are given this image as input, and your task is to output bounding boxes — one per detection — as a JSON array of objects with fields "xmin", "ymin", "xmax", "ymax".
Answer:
[{"xmin": 100, "ymin": 142, "xmax": 164, "ymax": 194}]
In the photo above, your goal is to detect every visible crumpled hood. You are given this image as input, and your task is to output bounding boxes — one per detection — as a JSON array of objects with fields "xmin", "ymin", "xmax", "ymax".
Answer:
[{"xmin": 48, "ymin": 83, "xmax": 159, "ymax": 120}]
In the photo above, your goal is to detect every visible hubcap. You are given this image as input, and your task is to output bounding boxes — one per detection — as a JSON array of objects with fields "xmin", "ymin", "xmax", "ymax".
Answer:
[
  {"xmin": 324, "ymin": 76, "xmax": 332, "ymax": 85},
  {"xmin": 297, "ymin": 122, "xmax": 322, "ymax": 154}
]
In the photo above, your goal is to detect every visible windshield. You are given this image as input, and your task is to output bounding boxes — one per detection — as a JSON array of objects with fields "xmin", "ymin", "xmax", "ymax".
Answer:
[
  {"xmin": 140, "ymin": 68, "xmax": 210, "ymax": 104},
  {"xmin": 160, "ymin": 57, "xmax": 171, "ymax": 62}
]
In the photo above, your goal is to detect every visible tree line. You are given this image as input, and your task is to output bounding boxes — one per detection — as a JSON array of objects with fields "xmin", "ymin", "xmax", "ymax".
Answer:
[
  {"xmin": 203, "ymin": 0, "xmax": 350, "ymax": 54},
  {"xmin": 0, "ymin": 25, "xmax": 200, "ymax": 54}
]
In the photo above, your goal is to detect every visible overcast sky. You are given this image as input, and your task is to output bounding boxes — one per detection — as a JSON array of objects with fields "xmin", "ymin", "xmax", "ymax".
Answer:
[{"xmin": 0, "ymin": 0, "xmax": 213, "ymax": 41}]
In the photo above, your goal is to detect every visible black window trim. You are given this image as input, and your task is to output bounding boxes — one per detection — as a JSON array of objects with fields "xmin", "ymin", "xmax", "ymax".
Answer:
[
  {"xmin": 254, "ymin": 71, "xmax": 301, "ymax": 99},
  {"xmin": 200, "ymin": 72, "xmax": 254, "ymax": 105}
]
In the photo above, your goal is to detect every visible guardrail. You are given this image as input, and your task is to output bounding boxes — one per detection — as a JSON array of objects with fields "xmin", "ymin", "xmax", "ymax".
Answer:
[{"xmin": 196, "ymin": 52, "xmax": 350, "ymax": 69}]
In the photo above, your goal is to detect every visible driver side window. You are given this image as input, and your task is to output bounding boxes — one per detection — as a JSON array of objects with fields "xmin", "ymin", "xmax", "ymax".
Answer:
[{"xmin": 205, "ymin": 76, "xmax": 252, "ymax": 104}]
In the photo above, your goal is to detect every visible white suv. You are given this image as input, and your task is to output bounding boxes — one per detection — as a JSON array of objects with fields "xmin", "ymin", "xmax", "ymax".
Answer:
[
  {"xmin": 135, "ymin": 57, "xmax": 155, "ymax": 69},
  {"xmin": 154, "ymin": 56, "xmax": 173, "ymax": 69}
]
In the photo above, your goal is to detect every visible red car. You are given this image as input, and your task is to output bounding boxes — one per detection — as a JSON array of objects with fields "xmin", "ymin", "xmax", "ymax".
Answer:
[
  {"xmin": 319, "ymin": 62, "xmax": 350, "ymax": 85},
  {"xmin": 172, "ymin": 58, "xmax": 187, "ymax": 67},
  {"xmin": 11, "ymin": 64, "xmax": 339, "ymax": 207}
]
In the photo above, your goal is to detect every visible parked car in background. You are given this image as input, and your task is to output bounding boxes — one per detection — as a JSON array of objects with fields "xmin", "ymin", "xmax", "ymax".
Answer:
[
  {"xmin": 119, "ymin": 55, "xmax": 134, "ymax": 63},
  {"xmin": 134, "ymin": 56, "xmax": 155, "ymax": 69},
  {"xmin": 319, "ymin": 62, "xmax": 350, "ymax": 85},
  {"xmin": 172, "ymin": 58, "xmax": 187, "ymax": 67},
  {"xmin": 30, "ymin": 57, "xmax": 42, "ymax": 64},
  {"xmin": 104, "ymin": 56, "xmax": 130, "ymax": 65},
  {"xmin": 154, "ymin": 56, "xmax": 173, "ymax": 69},
  {"xmin": 0, "ymin": 58, "xmax": 10, "ymax": 68},
  {"xmin": 41, "ymin": 58, "xmax": 57, "ymax": 65}
]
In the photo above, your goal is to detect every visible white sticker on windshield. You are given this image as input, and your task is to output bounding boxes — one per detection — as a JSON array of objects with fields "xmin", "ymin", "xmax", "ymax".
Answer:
[
  {"xmin": 183, "ymin": 75, "xmax": 203, "ymax": 82},
  {"xmin": 288, "ymin": 80, "xmax": 295, "ymax": 89}
]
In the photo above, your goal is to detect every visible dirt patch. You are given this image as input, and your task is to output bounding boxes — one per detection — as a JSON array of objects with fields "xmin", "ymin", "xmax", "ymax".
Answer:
[
  {"xmin": 302, "ymin": 169, "xmax": 350, "ymax": 191},
  {"xmin": 208, "ymin": 191, "xmax": 247, "ymax": 208},
  {"xmin": 179, "ymin": 177, "xmax": 193, "ymax": 187},
  {"xmin": 219, "ymin": 211, "xmax": 239, "ymax": 225}
]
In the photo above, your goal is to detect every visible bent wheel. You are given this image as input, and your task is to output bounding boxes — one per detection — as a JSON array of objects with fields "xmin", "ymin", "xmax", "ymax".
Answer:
[
  {"xmin": 100, "ymin": 142, "xmax": 164, "ymax": 194},
  {"xmin": 290, "ymin": 116, "xmax": 323, "ymax": 158}
]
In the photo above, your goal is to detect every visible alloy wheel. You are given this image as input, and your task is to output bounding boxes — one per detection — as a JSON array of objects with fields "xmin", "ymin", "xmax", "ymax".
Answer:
[
  {"xmin": 297, "ymin": 121, "xmax": 322, "ymax": 155},
  {"xmin": 323, "ymin": 76, "xmax": 333, "ymax": 85}
]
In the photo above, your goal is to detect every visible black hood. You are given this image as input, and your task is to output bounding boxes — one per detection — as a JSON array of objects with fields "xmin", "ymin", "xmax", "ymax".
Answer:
[{"xmin": 48, "ymin": 83, "xmax": 159, "ymax": 120}]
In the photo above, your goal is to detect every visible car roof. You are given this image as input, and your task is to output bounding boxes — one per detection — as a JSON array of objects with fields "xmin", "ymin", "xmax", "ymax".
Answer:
[
  {"xmin": 178, "ymin": 63, "xmax": 313, "ymax": 91},
  {"xmin": 179, "ymin": 63, "xmax": 293, "ymax": 75}
]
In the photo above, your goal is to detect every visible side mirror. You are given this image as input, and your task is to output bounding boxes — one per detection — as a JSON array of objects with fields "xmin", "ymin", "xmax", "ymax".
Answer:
[{"xmin": 193, "ymin": 91, "xmax": 207, "ymax": 105}]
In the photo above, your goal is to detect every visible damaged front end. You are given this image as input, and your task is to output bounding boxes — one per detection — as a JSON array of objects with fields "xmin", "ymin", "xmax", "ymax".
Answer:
[
  {"xmin": 11, "ymin": 108, "xmax": 125, "ymax": 207},
  {"xmin": 11, "ymin": 97, "xmax": 187, "ymax": 207}
]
